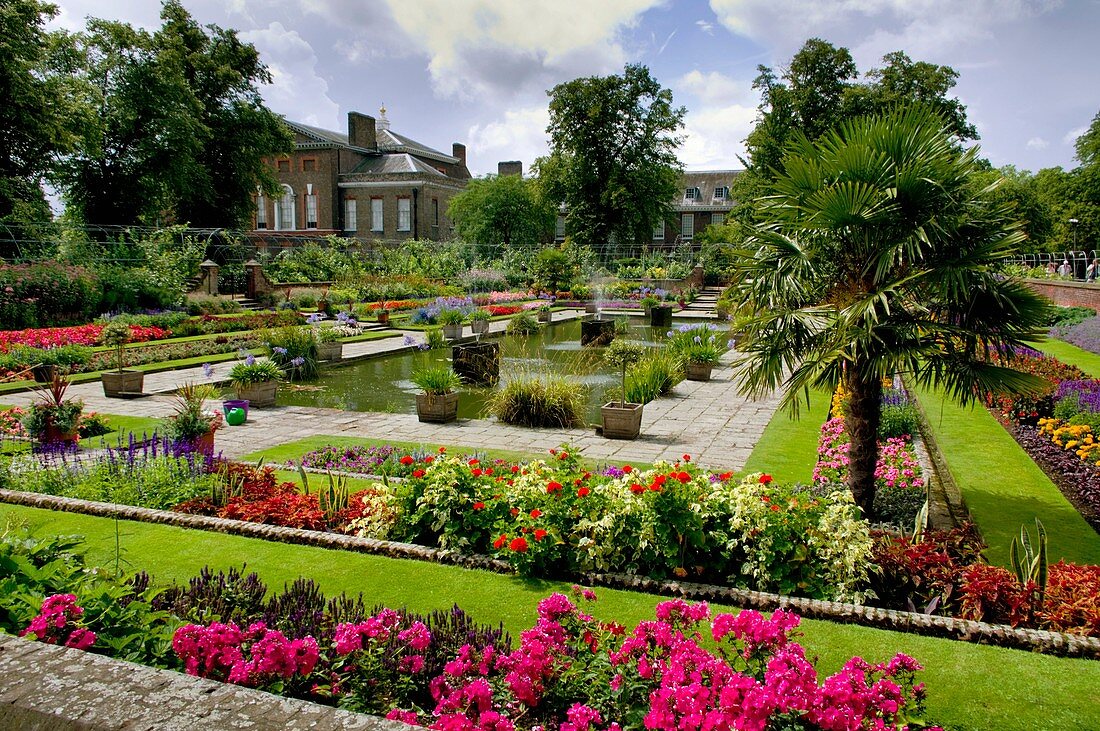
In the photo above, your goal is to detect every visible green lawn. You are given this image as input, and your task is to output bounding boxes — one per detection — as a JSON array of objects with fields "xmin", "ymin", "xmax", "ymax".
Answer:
[
  {"xmin": 81, "ymin": 414, "xmax": 164, "ymax": 449},
  {"xmin": 1031, "ymin": 337, "xmax": 1100, "ymax": 376},
  {"xmin": 741, "ymin": 390, "xmax": 830, "ymax": 483},
  {"xmin": 911, "ymin": 385, "xmax": 1100, "ymax": 566},
  {"xmin": 3, "ymin": 503, "xmax": 1097, "ymax": 731}
]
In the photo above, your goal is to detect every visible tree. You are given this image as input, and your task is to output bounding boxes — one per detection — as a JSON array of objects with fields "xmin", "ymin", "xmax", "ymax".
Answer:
[
  {"xmin": 0, "ymin": 0, "xmax": 80, "ymax": 227},
  {"xmin": 448, "ymin": 174, "xmax": 556, "ymax": 258},
  {"xmin": 731, "ymin": 106, "xmax": 1049, "ymax": 516},
  {"xmin": 973, "ymin": 165, "xmax": 1054, "ymax": 251},
  {"xmin": 538, "ymin": 64, "xmax": 684, "ymax": 254}
]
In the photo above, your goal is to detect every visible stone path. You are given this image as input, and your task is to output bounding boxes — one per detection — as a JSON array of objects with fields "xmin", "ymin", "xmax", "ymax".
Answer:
[{"xmin": 5, "ymin": 302, "xmax": 783, "ymax": 470}]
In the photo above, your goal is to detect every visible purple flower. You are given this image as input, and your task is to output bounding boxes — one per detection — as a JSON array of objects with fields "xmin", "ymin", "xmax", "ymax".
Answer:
[
  {"xmin": 291, "ymin": 356, "xmax": 305, "ymax": 367},
  {"xmin": 202, "ymin": 363, "xmax": 214, "ymax": 378},
  {"xmin": 245, "ymin": 354, "xmax": 256, "ymax": 366},
  {"xmin": 272, "ymin": 346, "xmax": 288, "ymax": 356},
  {"xmin": 307, "ymin": 313, "xmax": 323, "ymax": 324}
]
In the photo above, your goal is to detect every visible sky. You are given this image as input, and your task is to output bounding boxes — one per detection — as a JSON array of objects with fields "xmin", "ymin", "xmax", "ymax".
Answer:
[{"xmin": 49, "ymin": 0, "xmax": 1100, "ymax": 177}]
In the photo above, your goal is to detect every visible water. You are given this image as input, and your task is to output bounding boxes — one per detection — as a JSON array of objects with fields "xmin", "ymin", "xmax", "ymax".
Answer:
[{"xmin": 277, "ymin": 318, "xmax": 677, "ymax": 421}]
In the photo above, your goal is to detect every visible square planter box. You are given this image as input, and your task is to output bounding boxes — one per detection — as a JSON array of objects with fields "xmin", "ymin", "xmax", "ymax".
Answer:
[
  {"xmin": 537, "ymin": 311, "xmax": 552, "ymax": 323},
  {"xmin": 601, "ymin": 401, "xmax": 643, "ymax": 440},
  {"xmin": 684, "ymin": 362, "xmax": 714, "ymax": 381},
  {"xmin": 235, "ymin": 381, "xmax": 278, "ymax": 407},
  {"xmin": 443, "ymin": 324, "xmax": 464, "ymax": 340},
  {"xmin": 316, "ymin": 342, "xmax": 343, "ymax": 361},
  {"xmin": 416, "ymin": 392, "xmax": 459, "ymax": 423},
  {"xmin": 471, "ymin": 319, "xmax": 490, "ymax": 335},
  {"xmin": 101, "ymin": 370, "xmax": 144, "ymax": 397}
]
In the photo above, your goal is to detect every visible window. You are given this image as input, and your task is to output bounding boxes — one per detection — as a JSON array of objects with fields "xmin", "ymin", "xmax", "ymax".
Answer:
[
  {"xmin": 711, "ymin": 213, "xmax": 725, "ymax": 227},
  {"xmin": 555, "ymin": 215, "xmax": 566, "ymax": 241},
  {"xmin": 685, "ymin": 187, "xmax": 700, "ymax": 200},
  {"xmin": 275, "ymin": 185, "xmax": 295, "ymax": 230},
  {"xmin": 397, "ymin": 198, "xmax": 411, "ymax": 232},
  {"xmin": 276, "ymin": 159, "xmax": 290, "ymax": 173},
  {"xmin": 305, "ymin": 193, "xmax": 318, "ymax": 229},
  {"xmin": 653, "ymin": 222, "xmax": 665, "ymax": 240},
  {"xmin": 255, "ymin": 193, "xmax": 266, "ymax": 230},
  {"xmin": 681, "ymin": 213, "xmax": 694, "ymax": 241},
  {"xmin": 713, "ymin": 186, "xmax": 727, "ymax": 201},
  {"xmin": 345, "ymin": 199, "xmax": 357, "ymax": 232},
  {"xmin": 301, "ymin": 158, "xmax": 316, "ymax": 172},
  {"xmin": 432, "ymin": 198, "xmax": 439, "ymax": 227},
  {"xmin": 371, "ymin": 198, "xmax": 383, "ymax": 232}
]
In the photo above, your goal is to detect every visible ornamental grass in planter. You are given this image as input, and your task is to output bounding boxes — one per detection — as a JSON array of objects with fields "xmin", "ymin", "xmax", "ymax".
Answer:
[
  {"xmin": 467, "ymin": 308, "xmax": 491, "ymax": 335},
  {"xmin": 438, "ymin": 308, "xmax": 466, "ymax": 340},
  {"xmin": 505, "ymin": 311, "xmax": 540, "ymax": 335},
  {"xmin": 99, "ymin": 320, "xmax": 145, "ymax": 397},
  {"xmin": 313, "ymin": 325, "xmax": 344, "ymax": 362},
  {"xmin": 625, "ymin": 350, "xmax": 684, "ymax": 404},
  {"xmin": 488, "ymin": 372, "xmax": 583, "ymax": 428},
  {"xmin": 264, "ymin": 326, "xmax": 318, "ymax": 380},
  {"xmin": 411, "ymin": 366, "xmax": 462, "ymax": 423},
  {"xmin": 164, "ymin": 383, "xmax": 224, "ymax": 455},
  {"xmin": 602, "ymin": 340, "xmax": 645, "ymax": 439},
  {"xmin": 228, "ymin": 357, "xmax": 285, "ymax": 407}
]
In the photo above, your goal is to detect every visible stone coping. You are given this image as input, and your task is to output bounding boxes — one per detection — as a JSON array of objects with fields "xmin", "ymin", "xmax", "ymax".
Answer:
[
  {"xmin": 1, "ymin": 488, "xmax": 1096, "ymax": 659},
  {"xmin": 0, "ymin": 634, "xmax": 409, "ymax": 731}
]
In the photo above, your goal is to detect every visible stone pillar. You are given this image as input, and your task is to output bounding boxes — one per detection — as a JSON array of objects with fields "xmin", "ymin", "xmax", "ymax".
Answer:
[
  {"xmin": 245, "ymin": 259, "xmax": 262, "ymax": 300},
  {"xmin": 199, "ymin": 260, "xmax": 219, "ymax": 295}
]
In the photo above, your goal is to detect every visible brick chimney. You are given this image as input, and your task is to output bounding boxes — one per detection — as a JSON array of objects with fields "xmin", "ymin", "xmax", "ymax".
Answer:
[
  {"xmin": 348, "ymin": 112, "xmax": 377, "ymax": 149},
  {"xmin": 497, "ymin": 161, "xmax": 522, "ymax": 177},
  {"xmin": 452, "ymin": 143, "xmax": 467, "ymax": 168}
]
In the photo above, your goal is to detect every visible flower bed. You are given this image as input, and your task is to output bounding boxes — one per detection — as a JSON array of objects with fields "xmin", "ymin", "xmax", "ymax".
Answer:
[{"xmin": 0, "ymin": 323, "xmax": 169, "ymax": 350}]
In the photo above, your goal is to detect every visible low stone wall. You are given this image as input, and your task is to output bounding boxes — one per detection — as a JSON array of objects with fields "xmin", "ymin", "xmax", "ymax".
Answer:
[
  {"xmin": 0, "ymin": 634, "xmax": 407, "ymax": 730},
  {"xmin": 3, "ymin": 488, "xmax": 1098, "ymax": 658},
  {"xmin": 1023, "ymin": 278, "xmax": 1100, "ymax": 312}
]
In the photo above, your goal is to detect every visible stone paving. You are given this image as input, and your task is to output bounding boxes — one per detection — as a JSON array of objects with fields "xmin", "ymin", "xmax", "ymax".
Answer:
[{"xmin": 3, "ymin": 308, "xmax": 782, "ymax": 470}]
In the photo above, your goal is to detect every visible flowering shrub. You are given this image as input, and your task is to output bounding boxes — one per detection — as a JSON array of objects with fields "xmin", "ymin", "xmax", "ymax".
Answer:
[
  {"xmin": 484, "ymin": 304, "xmax": 524, "ymax": 317},
  {"xmin": 0, "ymin": 406, "xmax": 27, "ymax": 436},
  {"xmin": 173, "ymin": 620, "xmax": 319, "ymax": 688},
  {"xmin": 20, "ymin": 594, "xmax": 97, "ymax": 650},
  {"xmin": 986, "ymin": 347, "xmax": 1085, "ymax": 425}
]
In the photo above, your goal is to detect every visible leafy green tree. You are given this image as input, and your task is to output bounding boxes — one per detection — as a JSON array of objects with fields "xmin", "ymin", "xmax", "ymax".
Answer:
[
  {"xmin": 538, "ymin": 64, "xmax": 684, "ymax": 254},
  {"xmin": 973, "ymin": 165, "xmax": 1054, "ymax": 251},
  {"xmin": 731, "ymin": 106, "xmax": 1049, "ymax": 516},
  {"xmin": 448, "ymin": 174, "xmax": 556, "ymax": 258},
  {"xmin": 530, "ymin": 247, "xmax": 577, "ymax": 293}
]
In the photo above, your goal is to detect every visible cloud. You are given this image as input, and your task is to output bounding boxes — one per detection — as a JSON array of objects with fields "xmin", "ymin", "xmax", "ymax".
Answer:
[
  {"xmin": 1026, "ymin": 137, "xmax": 1049, "ymax": 150},
  {"xmin": 676, "ymin": 69, "xmax": 752, "ymax": 107},
  {"xmin": 696, "ymin": 19, "xmax": 715, "ymax": 34},
  {"xmin": 657, "ymin": 30, "xmax": 677, "ymax": 55},
  {"xmin": 240, "ymin": 22, "xmax": 340, "ymax": 129},
  {"xmin": 465, "ymin": 106, "xmax": 552, "ymax": 177},
  {"xmin": 1063, "ymin": 126, "xmax": 1088, "ymax": 145},
  {"xmin": 679, "ymin": 104, "xmax": 758, "ymax": 169}
]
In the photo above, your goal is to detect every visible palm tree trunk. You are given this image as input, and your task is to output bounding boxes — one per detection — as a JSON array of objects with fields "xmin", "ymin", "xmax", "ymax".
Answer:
[{"xmin": 844, "ymin": 367, "xmax": 882, "ymax": 518}]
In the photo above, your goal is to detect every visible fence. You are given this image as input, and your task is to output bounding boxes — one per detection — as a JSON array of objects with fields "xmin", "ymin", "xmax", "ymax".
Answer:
[{"xmin": 1004, "ymin": 250, "xmax": 1100, "ymax": 280}]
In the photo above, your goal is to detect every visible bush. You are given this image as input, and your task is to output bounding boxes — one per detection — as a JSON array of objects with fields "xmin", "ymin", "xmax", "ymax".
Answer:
[
  {"xmin": 489, "ymin": 374, "xmax": 584, "ymax": 427},
  {"xmin": 0, "ymin": 263, "xmax": 99, "ymax": 327},
  {"xmin": 186, "ymin": 295, "xmax": 242, "ymax": 315},
  {"xmin": 95, "ymin": 266, "xmax": 181, "ymax": 313},
  {"xmin": 879, "ymin": 403, "xmax": 921, "ymax": 439},
  {"xmin": 1048, "ymin": 306, "xmax": 1096, "ymax": 328},
  {"xmin": 263, "ymin": 326, "xmax": 318, "ymax": 380},
  {"xmin": 505, "ymin": 312, "xmax": 540, "ymax": 335}
]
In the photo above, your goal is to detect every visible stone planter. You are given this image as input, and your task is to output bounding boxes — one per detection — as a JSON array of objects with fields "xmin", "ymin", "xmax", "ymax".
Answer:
[
  {"xmin": 584, "ymin": 302, "xmax": 598, "ymax": 314},
  {"xmin": 581, "ymin": 318, "xmax": 615, "ymax": 347},
  {"xmin": 377, "ymin": 312, "xmax": 390, "ymax": 325},
  {"xmin": 650, "ymin": 305, "xmax": 673, "ymax": 328},
  {"xmin": 537, "ymin": 310, "xmax": 552, "ymax": 323},
  {"xmin": 601, "ymin": 402, "xmax": 644, "ymax": 440},
  {"xmin": 471, "ymin": 319, "xmax": 490, "ymax": 335},
  {"xmin": 416, "ymin": 392, "xmax": 459, "ymax": 423},
  {"xmin": 235, "ymin": 380, "xmax": 278, "ymax": 407},
  {"xmin": 30, "ymin": 364, "xmax": 57, "ymax": 383},
  {"xmin": 684, "ymin": 362, "xmax": 714, "ymax": 381},
  {"xmin": 316, "ymin": 341, "xmax": 343, "ymax": 361},
  {"xmin": 452, "ymin": 342, "xmax": 499, "ymax": 386},
  {"xmin": 101, "ymin": 370, "xmax": 144, "ymax": 397},
  {"xmin": 443, "ymin": 323, "xmax": 464, "ymax": 340}
]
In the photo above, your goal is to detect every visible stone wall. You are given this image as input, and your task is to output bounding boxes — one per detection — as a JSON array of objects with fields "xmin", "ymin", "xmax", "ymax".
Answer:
[
  {"xmin": 0, "ymin": 634, "xmax": 408, "ymax": 731},
  {"xmin": 1023, "ymin": 278, "xmax": 1100, "ymax": 312}
]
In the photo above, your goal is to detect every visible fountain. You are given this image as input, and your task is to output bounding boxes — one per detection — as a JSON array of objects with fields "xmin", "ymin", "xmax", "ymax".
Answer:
[{"xmin": 580, "ymin": 280, "xmax": 615, "ymax": 346}]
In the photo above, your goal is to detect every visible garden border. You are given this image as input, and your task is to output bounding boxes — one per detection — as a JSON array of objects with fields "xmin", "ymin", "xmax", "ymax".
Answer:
[
  {"xmin": 3, "ymin": 488, "xmax": 1097, "ymax": 659},
  {"xmin": 904, "ymin": 377, "xmax": 971, "ymax": 529}
]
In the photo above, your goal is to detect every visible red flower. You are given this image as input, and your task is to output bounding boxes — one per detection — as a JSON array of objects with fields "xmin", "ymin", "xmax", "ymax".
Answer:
[
  {"xmin": 424, "ymin": 456, "xmax": 434, "ymax": 464},
  {"xmin": 485, "ymin": 467, "xmax": 493, "ymax": 475},
  {"xmin": 654, "ymin": 474, "xmax": 667, "ymax": 486},
  {"xmin": 493, "ymin": 534, "xmax": 508, "ymax": 549},
  {"xmin": 471, "ymin": 468, "xmax": 483, "ymax": 477},
  {"xmin": 438, "ymin": 446, "xmax": 447, "ymax": 454},
  {"xmin": 630, "ymin": 483, "xmax": 646, "ymax": 494},
  {"xmin": 473, "ymin": 502, "xmax": 486, "ymax": 510},
  {"xmin": 682, "ymin": 454, "xmax": 691, "ymax": 462},
  {"xmin": 719, "ymin": 471, "xmax": 732, "ymax": 481},
  {"xmin": 770, "ymin": 504, "xmax": 780, "ymax": 512},
  {"xmin": 549, "ymin": 448, "xmax": 557, "ymax": 455},
  {"xmin": 559, "ymin": 452, "xmax": 569, "ymax": 460},
  {"xmin": 759, "ymin": 474, "xmax": 773, "ymax": 485},
  {"xmin": 399, "ymin": 455, "xmax": 414, "ymax": 466},
  {"xmin": 546, "ymin": 481, "xmax": 563, "ymax": 493},
  {"xmin": 675, "ymin": 471, "xmax": 691, "ymax": 484},
  {"xmin": 649, "ymin": 482, "xmax": 661, "ymax": 492},
  {"xmin": 510, "ymin": 508, "xmax": 519, "ymax": 516},
  {"xmin": 468, "ymin": 458, "xmax": 479, "ymax": 466},
  {"xmin": 509, "ymin": 537, "xmax": 528, "ymax": 552},
  {"xmin": 577, "ymin": 487, "xmax": 590, "ymax": 498},
  {"xmin": 622, "ymin": 465, "xmax": 633, "ymax": 474},
  {"xmin": 530, "ymin": 509, "xmax": 542, "ymax": 518},
  {"xmin": 511, "ymin": 465, "xmax": 520, "ymax": 474},
  {"xmin": 533, "ymin": 529, "xmax": 548, "ymax": 541},
  {"xmin": 412, "ymin": 469, "xmax": 426, "ymax": 478}
]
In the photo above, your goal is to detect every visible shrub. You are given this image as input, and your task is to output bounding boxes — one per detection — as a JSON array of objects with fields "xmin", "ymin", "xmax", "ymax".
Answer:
[
  {"xmin": 228, "ymin": 357, "xmax": 285, "ymax": 388},
  {"xmin": 879, "ymin": 403, "xmax": 921, "ymax": 439},
  {"xmin": 0, "ymin": 263, "xmax": 99, "ymax": 327},
  {"xmin": 489, "ymin": 374, "xmax": 584, "ymax": 427},
  {"xmin": 410, "ymin": 367, "xmax": 462, "ymax": 395},
  {"xmin": 263, "ymin": 326, "xmax": 319, "ymax": 380},
  {"xmin": 505, "ymin": 311, "xmax": 540, "ymax": 335},
  {"xmin": 186, "ymin": 295, "xmax": 243, "ymax": 315},
  {"xmin": 1048, "ymin": 306, "xmax": 1096, "ymax": 328}
]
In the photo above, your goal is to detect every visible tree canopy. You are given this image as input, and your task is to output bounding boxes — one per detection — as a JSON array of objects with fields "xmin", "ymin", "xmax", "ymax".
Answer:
[
  {"xmin": 447, "ymin": 174, "xmax": 556, "ymax": 258},
  {"xmin": 537, "ymin": 64, "xmax": 684, "ymax": 254}
]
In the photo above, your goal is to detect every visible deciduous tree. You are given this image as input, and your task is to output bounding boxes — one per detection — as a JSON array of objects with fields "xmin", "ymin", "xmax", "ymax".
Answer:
[{"xmin": 448, "ymin": 174, "xmax": 556, "ymax": 258}]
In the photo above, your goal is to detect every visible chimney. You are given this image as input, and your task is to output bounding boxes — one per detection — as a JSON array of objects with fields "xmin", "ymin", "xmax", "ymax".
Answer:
[
  {"xmin": 452, "ymin": 143, "xmax": 467, "ymax": 168},
  {"xmin": 348, "ymin": 112, "xmax": 377, "ymax": 149},
  {"xmin": 497, "ymin": 161, "xmax": 522, "ymax": 177}
]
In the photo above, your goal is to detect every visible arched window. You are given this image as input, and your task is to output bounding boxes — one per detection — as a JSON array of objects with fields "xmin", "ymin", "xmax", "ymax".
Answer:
[{"xmin": 274, "ymin": 184, "xmax": 296, "ymax": 230}]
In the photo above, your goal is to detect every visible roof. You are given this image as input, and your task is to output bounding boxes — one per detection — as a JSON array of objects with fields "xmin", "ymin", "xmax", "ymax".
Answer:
[
  {"xmin": 676, "ymin": 170, "xmax": 742, "ymax": 211},
  {"xmin": 348, "ymin": 153, "xmax": 448, "ymax": 177},
  {"xmin": 377, "ymin": 129, "xmax": 458, "ymax": 164},
  {"xmin": 285, "ymin": 120, "xmax": 349, "ymax": 146}
]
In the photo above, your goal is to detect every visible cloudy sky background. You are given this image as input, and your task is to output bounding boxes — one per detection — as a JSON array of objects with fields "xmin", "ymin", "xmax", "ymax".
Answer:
[{"xmin": 50, "ymin": 0, "xmax": 1100, "ymax": 177}]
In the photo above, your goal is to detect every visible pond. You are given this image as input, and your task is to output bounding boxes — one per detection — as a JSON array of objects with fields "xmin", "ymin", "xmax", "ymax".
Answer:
[{"xmin": 277, "ymin": 318, "xmax": 690, "ymax": 421}]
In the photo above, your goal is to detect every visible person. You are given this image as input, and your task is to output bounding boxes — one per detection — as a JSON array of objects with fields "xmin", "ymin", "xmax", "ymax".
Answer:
[
  {"xmin": 1058, "ymin": 259, "xmax": 1071, "ymax": 276},
  {"xmin": 1046, "ymin": 261, "xmax": 1057, "ymax": 275},
  {"xmin": 1087, "ymin": 259, "xmax": 1100, "ymax": 283}
]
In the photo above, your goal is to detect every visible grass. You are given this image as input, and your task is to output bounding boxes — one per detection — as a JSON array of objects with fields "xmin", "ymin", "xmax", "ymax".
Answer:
[
  {"xmin": 3, "ymin": 503, "xmax": 1098, "ymax": 731},
  {"xmin": 741, "ymin": 390, "xmax": 831, "ymax": 484},
  {"xmin": 911, "ymin": 385, "xmax": 1100, "ymax": 566},
  {"xmin": 1030, "ymin": 337, "xmax": 1100, "ymax": 377},
  {"xmin": 80, "ymin": 414, "xmax": 164, "ymax": 450}
]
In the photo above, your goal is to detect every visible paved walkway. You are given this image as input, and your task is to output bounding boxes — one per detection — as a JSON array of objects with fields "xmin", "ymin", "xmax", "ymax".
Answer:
[{"xmin": 5, "ymin": 304, "xmax": 782, "ymax": 470}]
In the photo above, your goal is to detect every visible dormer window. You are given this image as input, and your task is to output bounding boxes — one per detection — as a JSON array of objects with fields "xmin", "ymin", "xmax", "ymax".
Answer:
[
  {"xmin": 685, "ymin": 187, "xmax": 701, "ymax": 200},
  {"xmin": 713, "ymin": 186, "xmax": 727, "ymax": 201}
]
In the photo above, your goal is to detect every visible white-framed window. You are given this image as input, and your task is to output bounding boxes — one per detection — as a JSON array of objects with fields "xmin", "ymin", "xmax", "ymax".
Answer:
[
  {"xmin": 255, "ymin": 193, "xmax": 266, "ymax": 230},
  {"xmin": 713, "ymin": 186, "xmax": 727, "ymax": 201},
  {"xmin": 653, "ymin": 222, "xmax": 665, "ymax": 240},
  {"xmin": 397, "ymin": 198, "xmax": 411, "ymax": 232},
  {"xmin": 681, "ymin": 213, "xmax": 694, "ymax": 240},
  {"xmin": 555, "ymin": 215, "xmax": 566, "ymax": 241},
  {"xmin": 685, "ymin": 187, "xmax": 700, "ymax": 200},
  {"xmin": 305, "ymin": 193, "xmax": 318, "ymax": 229},
  {"xmin": 711, "ymin": 213, "xmax": 725, "ymax": 227},
  {"xmin": 274, "ymin": 184, "xmax": 295, "ymax": 230},
  {"xmin": 371, "ymin": 198, "xmax": 383, "ymax": 232},
  {"xmin": 345, "ymin": 199, "xmax": 357, "ymax": 232}
]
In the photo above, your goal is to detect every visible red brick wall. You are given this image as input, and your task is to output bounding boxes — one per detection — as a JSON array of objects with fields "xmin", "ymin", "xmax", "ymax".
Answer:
[{"xmin": 1024, "ymin": 279, "xmax": 1100, "ymax": 312}]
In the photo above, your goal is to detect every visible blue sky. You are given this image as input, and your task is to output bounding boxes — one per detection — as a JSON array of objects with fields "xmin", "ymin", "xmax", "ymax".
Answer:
[{"xmin": 52, "ymin": 0, "xmax": 1100, "ymax": 177}]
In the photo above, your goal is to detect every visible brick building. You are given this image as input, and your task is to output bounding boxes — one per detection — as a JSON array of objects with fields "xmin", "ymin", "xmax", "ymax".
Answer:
[{"xmin": 254, "ymin": 106, "xmax": 471, "ymax": 242}]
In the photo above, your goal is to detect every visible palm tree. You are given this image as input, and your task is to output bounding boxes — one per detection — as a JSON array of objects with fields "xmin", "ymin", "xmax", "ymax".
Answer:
[{"xmin": 731, "ymin": 106, "xmax": 1050, "ymax": 517}]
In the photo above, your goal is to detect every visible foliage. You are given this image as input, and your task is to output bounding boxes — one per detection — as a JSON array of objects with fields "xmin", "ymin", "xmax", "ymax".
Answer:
[
  {"xmin": 624, "ymin": 350, "xmax": 683, "ymax": 404},
  {"xmin": 22, "ymin": 373, "xmax": 82, "ymax": 441},
  {"xmin": 0, "ymin": 263, "xmax": 100, "ymax": 328},
  {"xmin": 665, "ymin": 323, "xmax": 728, "ymax": 366},
  {"xmin": 164, "ymin": 383, "xmax": 223, "ymax": 442},
  {"xmin": 263, "ymin": 326, "xmax": 318, "ymax": 380},
  {"xmin": 530, "ymin": 247, "xmax": 577, "ymax": 293},
  {"xmin": 505, "ymin": 312, "xmax": 541, "ymax": 335},
  {"xmin": 538, "ymin": 64, "xmax": 684, "ymax": 253},
  {"xmin": 98, "ymin": 320, "xmax": 132, "ymax": 372},
  {"xmin": 1049, "ymin": 307, "xmax": 1096, "ymax": 329},
  {"xmin": 879, "ymin": 404, "xmax": 921, "ymax": 440},
  {"xmin": 604, "ymin": 339, "xmax": 644, "ymax": 408},
  {"xmin": 228, "ymin": 357, "xmax": 284, "ymax": 388},
  {"xmin": 410, "ymin": 367, "xmax": 462, "ymax": 396},
  {"xmin": 488, "ymin": 374, "xmax": 584, "ymax": 428},
  {"xmin": 448, "ymin": 175, "xmax": 556, "ymax": 258},
  {"xmin": 731, "ymin": 106, "xmax": 1050, "ymax": 516}
]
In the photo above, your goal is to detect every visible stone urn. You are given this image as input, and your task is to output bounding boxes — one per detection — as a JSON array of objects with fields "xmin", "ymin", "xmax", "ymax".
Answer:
[
  {"xmin": 601, "ymin": 402, "xmax": 643, "ymax": 440},
  {"xmin": 316, "ymin": 341, "xmax": 343, "ymax": 361},
  {"xmin": 684, "ymin": 362, "xmax": 714, "ymax": 381},
  {"xmin": 416, "ymin": 392, "xmax": 459, "ymax": 423},
  {"xmin": 101, "ymin": 370, "xmax": 145, "ymax": 397},
  {"xmin": 235, "ymin": 380, "xmax": 278, "ymax": 407}
]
